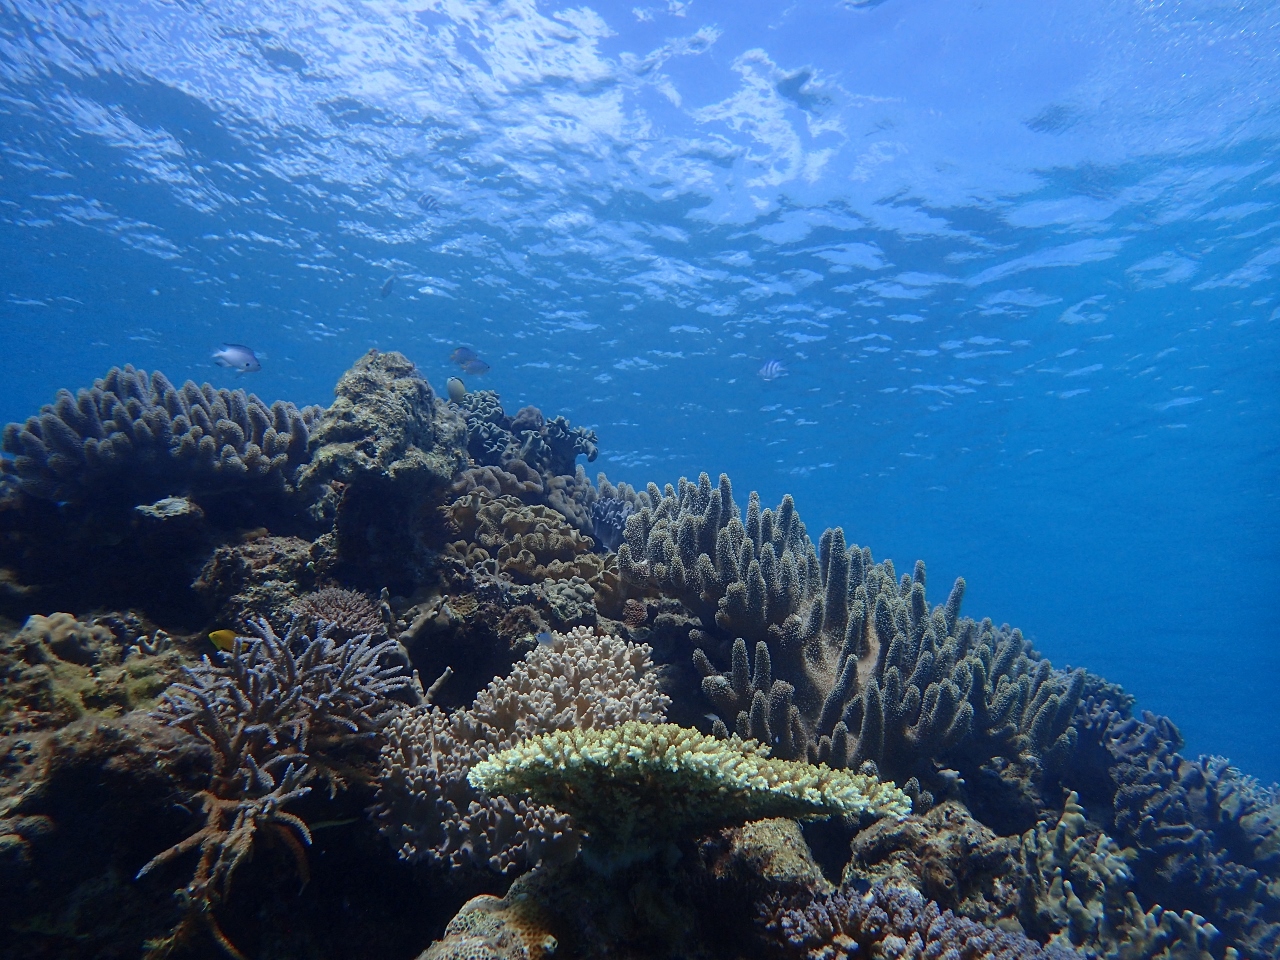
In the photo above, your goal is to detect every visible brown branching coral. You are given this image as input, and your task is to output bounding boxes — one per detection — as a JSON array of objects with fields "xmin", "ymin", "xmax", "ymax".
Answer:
[
  {"xmin": 373, "ymin": 626, "xmax": 669, "ymax": 874},
  {"xmin": 140, "ymin": 619, "xmax": 416, "ymax": 958}
]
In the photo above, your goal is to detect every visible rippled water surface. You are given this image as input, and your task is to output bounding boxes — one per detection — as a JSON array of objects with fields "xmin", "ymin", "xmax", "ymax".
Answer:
[{"xmin": 1, "ymin": 0, "xmax": 1277, "ymax": 776}]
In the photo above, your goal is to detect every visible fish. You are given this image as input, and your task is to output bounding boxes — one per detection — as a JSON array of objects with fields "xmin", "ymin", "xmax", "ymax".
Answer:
[
  {"xmin": 446, "ymin": 377, "xmax": 467, "ymax": 403},
  {"xmin": 758, "ymin": 359, "xmax": 786, "ymax": 381},
  {"xmin": 208, "ymin": 629, "xmax": 238, "ymax": 652},
  {"xmin": 535, "ymin": 631, "xmax": 554, "ymax": 646},
  {"xmin": 212, "ymin": 343, "xmax": 261, "ymax": 373},
  {"xmin": 461, "ymin": 358, "xmax": 491, "ymax": 376},
  {"xmin": 417, "ymin": 193, "xmax": 439, "ymax": 213},
  {"xmin": 450, "ymin": 346, "xmax": 479, "ymax": 365},
  {"xmin": 380, "ymin": 275, "xmax": 395, "ymax": 298}
]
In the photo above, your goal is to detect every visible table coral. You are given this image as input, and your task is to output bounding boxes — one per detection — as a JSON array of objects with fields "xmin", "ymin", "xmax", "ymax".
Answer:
[
  {"xmin": 468, "ymin": 721, "xmax": 910, "ymax": 871},
  {"xmin": 374, "ymin": 626, "xmax": 668, "ymax": 874}
]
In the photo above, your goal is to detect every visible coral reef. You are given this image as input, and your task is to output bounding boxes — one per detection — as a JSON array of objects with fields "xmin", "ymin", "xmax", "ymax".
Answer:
[
  {"xmin": 140, "ymin": 618, "xmax": 416, "ymax": 958},
  {"xmin": 761, "ymin": 882, "xmax": 1083, "ymax": 960},
  {"xmin": 469, "ymin": 721, "xmax": 911, "ymax": 870},
  {"xmin": 193, "ymin": 534, "xmax": 319, "ymax": 630},
  {"xmin": 1, "ymin": 365, "xmax": 320, "ymax": 504},
  {"xmin": 374, "ymin": 626, "xmax": 668, "ymax": 874}
]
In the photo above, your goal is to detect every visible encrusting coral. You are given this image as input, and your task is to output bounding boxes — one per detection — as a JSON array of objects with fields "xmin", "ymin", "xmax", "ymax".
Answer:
[
  {"xmin": 139, "ymin": 618, "xmax": 416, "ymax": 959},
  {"xmin": 373, "ymin": 626, "xmax": 669, "ymax": 874},
  {"xmin": 1, "ymin": 365, "xmax": 321, "ymax": 504},
  {"xmin": 469, "ymin": 720, "xmax": 911, "ymax": 872}
]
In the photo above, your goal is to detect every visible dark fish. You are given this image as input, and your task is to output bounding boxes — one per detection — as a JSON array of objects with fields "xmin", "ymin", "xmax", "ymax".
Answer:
[
  {"xmin": 462, "ymin": 359, "xmax": 491, "ymax": 375},
  {"xmin": 758, "ymin": 359, "xmax": 786, "ymax": 381},
  {"xmin": 417, "ymin": 193, "xmax": 439, "ymax": 213},
  {"xmin": 450, "ymin": 346, "xmax": 479, "ymax": 365},
  {"xmin": 380, "ymin": 275, "xmax": 395, "ymax": 298},
  {"xmin": 212, "ymin": 343, "xmax": 261, "ymax": 373}
]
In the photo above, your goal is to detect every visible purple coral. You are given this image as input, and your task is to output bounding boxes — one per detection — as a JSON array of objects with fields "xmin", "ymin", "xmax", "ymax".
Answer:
[{"xmin": 761, "ymin": 883, "xmax": 1083, "ymax": 960}]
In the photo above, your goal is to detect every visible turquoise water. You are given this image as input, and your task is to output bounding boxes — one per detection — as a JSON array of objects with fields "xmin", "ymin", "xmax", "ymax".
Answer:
[{"xmin": 1, "ymin": 0, "xmax": 1276, "ymax": 779}]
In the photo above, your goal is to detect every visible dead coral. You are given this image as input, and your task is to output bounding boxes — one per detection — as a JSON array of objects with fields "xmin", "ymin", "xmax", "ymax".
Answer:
[
  {"xmin": 0, "ymin": 613, "xmax": 183, "ymax": 735},
  {"xmin": 193, "ymin": 535, "xmax": 318, "ymax": 630},
  {"xmin": 373, "ymin": 626, "xmax": 669, "ymax": 874}
]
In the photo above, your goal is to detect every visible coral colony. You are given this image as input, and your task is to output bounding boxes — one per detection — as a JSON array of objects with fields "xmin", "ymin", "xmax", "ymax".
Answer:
[{"xmin": 0, "ymin": 350, "xmax": 1275, "ymax": 960}]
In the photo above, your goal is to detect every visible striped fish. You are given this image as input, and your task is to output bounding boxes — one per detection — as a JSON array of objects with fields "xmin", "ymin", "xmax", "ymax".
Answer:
[{"xmin": 758, "ymin": 359, "xmax": 786, "ymax": 381}]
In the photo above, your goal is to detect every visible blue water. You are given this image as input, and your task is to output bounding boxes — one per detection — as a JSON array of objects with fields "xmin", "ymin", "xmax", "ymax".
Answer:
[{"xmin": 1, "ymin": 0, "xmax": 1277, "ymax": 779}]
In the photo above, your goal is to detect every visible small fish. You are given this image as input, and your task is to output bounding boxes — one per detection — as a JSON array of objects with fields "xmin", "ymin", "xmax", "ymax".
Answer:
[
  {"xmin": 208, "ymin": 629, "xmax": 238, "ymax": 652},
  {"xmin": 380, "ymin": 275, "xmax": 395, "ymax": 298},
  {"xmin": 535, "ymin": 631, "xmax": 554, "ymax": 646},
  {"xmin": 417, "ymin": 193, "xmax": 439, "ymax": 213},
  {"xmin": 450, "ymin": 346, "xmax": 479, "ymax": 365},
  {"xmin": 446, "ymin": 377, "xmax": 467, "ymax": 403},
  {"xmin": 758, "ymin": 359, "xmax": 786, "ymax": 381},
  {"xmin": 212, "ymin": 343, "xmax": 261, "ymax": 373},
  {"xmin": 461, "ymin": 358, "xmax": 491, "ymax": 376}
]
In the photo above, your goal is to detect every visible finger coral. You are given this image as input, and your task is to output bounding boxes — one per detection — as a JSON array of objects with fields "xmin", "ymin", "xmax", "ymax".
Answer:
[
  {"xmin": 1, "ymin": 365, "xmax": 321, "ymax": 503},
  {"xmin": 373, "ymin": 626, "xmax": 668, "ymax": 874},
  {"xmin": 624, "ymin": 473, "xmax": 1082, "ymax": 795},
  {"xmin": 468, "ymin": 721, "xmax": 910, "ymax": 871}
]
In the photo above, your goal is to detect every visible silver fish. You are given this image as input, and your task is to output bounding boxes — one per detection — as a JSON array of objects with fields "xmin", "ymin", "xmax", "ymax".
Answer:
[
  {"xmin": 212, "ymin": 343, "xmax": 261, "ymax": 373},
  {"xmin": 380, "ymin": 275, "xmax": 395, "ymax": 298},
  {"xmin": 758, "ymin": 359, "xmax": 786, "ymax": 381}
]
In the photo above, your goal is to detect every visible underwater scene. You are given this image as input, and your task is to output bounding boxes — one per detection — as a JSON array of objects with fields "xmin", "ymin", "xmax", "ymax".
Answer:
[{"xmin": 0, "ymin": 0, "xmax": 1277, "ymax": 958}]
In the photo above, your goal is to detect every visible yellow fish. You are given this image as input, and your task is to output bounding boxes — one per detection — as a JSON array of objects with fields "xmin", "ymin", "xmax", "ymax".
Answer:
[{"xmin": 208, "ymin": 629, "xmax": 238, "ymax": 652}]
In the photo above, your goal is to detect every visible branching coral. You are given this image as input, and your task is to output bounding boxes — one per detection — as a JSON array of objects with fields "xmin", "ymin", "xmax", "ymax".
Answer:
[
  {"xmin": 622, "ymin": 473, "xmax": 1082, "ymax": 794},
  {"xmin": 1077, "ymin": 697, "xmax": 1280, "ymax": 958},
  {"xmin": 1, "ymin": 365, "xmax": 320, "ymax": 503},
  {"xmin": 761, "ymin": 882, "xmax": 1083, "ymax": 960},
  {"xmin": 140, "ymin": 619, "xmax": 416, "ymax": 958},
  {"xmin": 373, "ymin": 626, "xmax": 668, "ymax": 874},
  {"xmin": 289, "ymin": 586, "xmax": 388, "ymax": 641},
  {"xmin": 1019, "ymin": 791, "xmax": 1228, "ymax": 960},
  {"xmin": 469, "ymin": 721, "xmax": 910, "ymax": 871}
]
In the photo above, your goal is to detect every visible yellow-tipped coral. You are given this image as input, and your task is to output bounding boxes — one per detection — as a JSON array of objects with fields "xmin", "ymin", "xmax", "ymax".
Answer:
[{"xmin": 468, "ymin": 721, "xmax": 910, "ymax": 870}]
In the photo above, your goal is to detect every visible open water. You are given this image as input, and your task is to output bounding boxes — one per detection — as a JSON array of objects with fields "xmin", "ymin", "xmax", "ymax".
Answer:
[{"xmin": 0, "ymin": 0, "xmax": 1276, "ymax": 780}]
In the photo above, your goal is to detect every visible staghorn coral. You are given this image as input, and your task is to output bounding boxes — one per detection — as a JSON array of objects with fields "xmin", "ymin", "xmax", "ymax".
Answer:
[
  {"xmin": 625, "ymin": 473, "xmax": 1082, "ymax": 797},
  {"xmin": 468, "ymin": 721, "xmax": 911, "ymax": 871},
  {"xmin": 1, "ymin": 365, "xmax": 320, "ymax": 504},
  {"xmin": 761, "ymin": 882, "xmax": 1083, "ymax": 960},
  {"xmin": 1019, "ymin": 791, "xmax": 1228, "ymax": 960},
  {"xmin": 374, "ymin": 626, "xmax": 668, "ymax": 874},
  {"xmin": 140, "ymin": 618, "xmax": 416, "ymax": 959}
]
